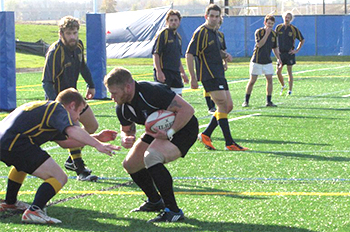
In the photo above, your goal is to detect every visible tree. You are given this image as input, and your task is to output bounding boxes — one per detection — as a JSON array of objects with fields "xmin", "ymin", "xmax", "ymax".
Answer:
[{"xmin": 100, "ymin": 0, "xmax": 117, "ymax": 13}]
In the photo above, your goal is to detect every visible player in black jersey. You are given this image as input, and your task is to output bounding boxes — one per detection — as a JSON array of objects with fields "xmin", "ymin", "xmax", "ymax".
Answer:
[
  {"xmin": 242, "ymin": 14, "xmax": 282, "ymax": 107},
  {"xmin": 42, "ymin": 16, "xmax": 99, "ymax": 181},
  {"xmin": 186, "ymin": 4, "xmax": 248, "ymax": 151},
  {"xmin": 0, "ymin": 88, "xmax": 119, "ymax": 224},
  {"xmin": 152, "ymin": 9, "xmax": 188, "ymax": 96},
  {"xmin": 104, "ymin": 67, "xmax": 198, "ymax": 223},
  {"xmin": 275, "ymin": 11, "xmax": 305, "ymax": 96}
]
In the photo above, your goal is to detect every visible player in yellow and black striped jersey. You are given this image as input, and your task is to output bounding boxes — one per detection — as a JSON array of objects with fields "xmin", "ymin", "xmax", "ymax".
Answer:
[
  {"xmin": 42, "ymin": 16, "xmax": 99, "ymax": 181},
  {"xmin": 186, "ymin": 4, "xmax": 248, "ymax": 151},
  {"xmin": 275, "ymin": 11, "xmax": 305, "ymax": 96},
  {"xmin": 152, "ymin": 10, "xmax": 188, "ymax": 96},
  {"xmin": 0, "ymin": 88, "xmax": 119, "ymax": 224},
  {"xmin": 242, "ymin": 14, "xmax": 282, "ymax": 107}
]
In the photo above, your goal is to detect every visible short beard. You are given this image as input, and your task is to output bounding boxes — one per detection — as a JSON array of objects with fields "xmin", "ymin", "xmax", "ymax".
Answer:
[{"xmin": 62, "ymin": 36, "xmax": 78, "ymax": 50}]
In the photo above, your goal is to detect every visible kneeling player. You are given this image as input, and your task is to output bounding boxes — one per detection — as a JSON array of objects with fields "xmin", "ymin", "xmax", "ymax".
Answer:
[{"xmin": 0, "ymin": 88, "xmax": 120, "ymax": 224}]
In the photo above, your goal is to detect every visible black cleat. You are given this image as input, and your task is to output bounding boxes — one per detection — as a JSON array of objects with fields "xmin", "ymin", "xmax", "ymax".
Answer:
[
  {"xmin": 147, "ymin": 208, "xmax": 184, "ymax": 223},
  {"xmin": 266, "ymin": 101, "xmax": 277, "ymax": 107},
  {"xmin": 131, "ymin": 199, "xmax": 165, "ymax": 212}
]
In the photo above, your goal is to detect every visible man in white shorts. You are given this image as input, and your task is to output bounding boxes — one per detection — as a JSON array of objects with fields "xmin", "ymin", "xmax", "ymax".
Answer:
[{"xmin": 242, "ymin": 14, "xmax": 281, "ymax": 107}]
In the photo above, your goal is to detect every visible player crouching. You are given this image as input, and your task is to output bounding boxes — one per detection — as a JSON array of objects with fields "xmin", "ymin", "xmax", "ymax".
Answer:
[{"xmin": 0, "ymin": 88, "xmax": 120, "ymax": 224}]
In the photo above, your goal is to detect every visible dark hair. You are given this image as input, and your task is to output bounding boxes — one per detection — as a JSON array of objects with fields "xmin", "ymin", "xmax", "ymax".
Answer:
[
  {"xmin": 104, "ymin": 67, "xmax": 134, "ymax": 88},
  {"xmin": 55, "ymin": 88, "xmax": 86, "ymax": 108},
  {"xmin": 205, "ymin": 4, "xmax": 221, "ymax": 16},
  {"xmin": 166, "ymin": 9, "xmax": 182, "ymax": 21},
  {"xmin": 264, "ymin": 14, "xmax": 275, "ymax": 23},
  {"xmin": 59, "ymin": 16, "xmax": 80, "ymax": 33}
]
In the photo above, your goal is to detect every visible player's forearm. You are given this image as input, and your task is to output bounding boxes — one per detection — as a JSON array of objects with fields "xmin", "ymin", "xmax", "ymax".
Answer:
[
  {"xmin": 153, "ymin": 54, "xmax": 162, "ymax": 71},
  {"xmin": 185, "ymin": 53, "xmax": 196, "ymax": 80},
  {"xmin": 42, "ymin": 81, "xmax": 57, "ymax": 100}
]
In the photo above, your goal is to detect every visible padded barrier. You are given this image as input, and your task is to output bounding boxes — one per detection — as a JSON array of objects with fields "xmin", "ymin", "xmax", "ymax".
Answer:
[
  {"xmin": 0, "ymin": 12, "xmax": 16, "ymax": 111},
  {"xmin": 86, "ymin": 13, "xmax": 107, "ymax": 99}
]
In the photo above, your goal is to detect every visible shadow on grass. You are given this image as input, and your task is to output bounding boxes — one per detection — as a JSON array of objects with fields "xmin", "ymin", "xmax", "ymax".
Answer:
[
  {"xmin": 0, "ymin": 206, "xmax": 314, "ymax": 232},
  {"xmin": 248, "ymin": 150, "xmax": 350, "ymax": 162}
]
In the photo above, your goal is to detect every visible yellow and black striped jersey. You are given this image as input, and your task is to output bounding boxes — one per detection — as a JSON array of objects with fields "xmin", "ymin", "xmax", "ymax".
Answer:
[
  {"xmin": 42, "ymin": 39, "xmax": 94, "ymax": 100},
  {"xmin": 0, "ymin": 101, "xmax": 73, "ymax": 151},
  {"xmin": 152, "ymin": 28, "xmax": 182, "ymax": 72},
  {"xmin": 251, "ymin": 27, "xmax": 278, "ymax": 64},
  {"xmin": 187, "ymin": 24, "xmax": 226, "ymax": 81},
  {"xmin": 275, "ymin": 24, "xmax": 304, "ymax": 52}
]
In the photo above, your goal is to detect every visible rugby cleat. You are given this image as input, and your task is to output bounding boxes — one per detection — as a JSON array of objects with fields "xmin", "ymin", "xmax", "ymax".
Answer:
[
  {"xmin": 225, "ymin": 142, "xmax": 249, "ymax": 151},
  {"xmin": 198, "ymin": 133, "xmax": 216, "ymax": 150},
  {"xmin": 22, "ymin": 207, "xmax": 62, "ymax": 224},
  {"xmin": 77, "ymin": 170, "xmax": 98, "ymax": 182},
  {"xmin": 242, "ymin": 101, "xmax": 249, "ymax": 107},
  {"xmin": 287, "ymin": 91, "xmax": 292, "ymax": 96},
  {"xmin": 0, "ymin": 200, "xmax": 30, "ymax": 213},
  {"xmin": 280, "ymin": 86, "xmax": 287, "ymax": 96},
  {"xmin": 147, "ymin": 208, "xmax": 184, "ymax": 223},
  {"xmin": 266, "ymin": 102, "xmax": 277, "ymax": 107},
  {"xmin": 131, "ymin": 199, "xmax": 165, "ymax": 212}
]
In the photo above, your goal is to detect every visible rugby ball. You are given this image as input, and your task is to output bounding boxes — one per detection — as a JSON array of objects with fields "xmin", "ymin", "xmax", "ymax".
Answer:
[{"xmin": 145, "ymin": 110, "xmax": 175, "ymax": 133}]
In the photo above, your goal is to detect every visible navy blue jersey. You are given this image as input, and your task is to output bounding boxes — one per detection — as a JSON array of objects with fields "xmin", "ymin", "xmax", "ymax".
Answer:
[
  {"xmin": 42, "ymin": 39, "xmax": 94, "ymax": 99},
  {"xmin": 117, "ymin": 81, "xmax": 176, "ymax": 126},
  {"xmin": 251, "ymin": 28, "xmax": 278, "ymax": 64},
  {"xmin": 0, "ymin": 101, "xmax": 73, "ymax": 151},
  {"xmin": 187, "ymin": 25, "xmax": 225, "ymax": 81},
  {"xmin": 152, "ymin": 28, "xmax": 182, "ymax": 72},
  {"xmin": 275, "ymin": 24, "xmax": 304, "ymax": 52}
]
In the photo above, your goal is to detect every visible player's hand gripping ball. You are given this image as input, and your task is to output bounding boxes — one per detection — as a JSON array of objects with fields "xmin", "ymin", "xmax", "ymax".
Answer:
[{"xmin": 145, "ymin": 110, "xmax": 175, "ymax": 133}]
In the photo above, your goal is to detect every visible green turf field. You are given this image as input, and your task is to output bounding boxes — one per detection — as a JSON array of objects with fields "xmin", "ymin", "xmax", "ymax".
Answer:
[{"xmin": 1, "ymin": 60, "xmax": 350, "ymax": 231}]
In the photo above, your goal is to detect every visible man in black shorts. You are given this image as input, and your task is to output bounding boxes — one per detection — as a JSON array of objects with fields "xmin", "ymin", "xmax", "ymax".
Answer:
[
  {"xmin": 152, "ymin": 9, "xmax": 188, "ymax": 96},
  {"xmin": 0, "ymin": 88, "xmax": 119, "ymax": 224},
  {"xmin": 275, "ymin": 11, "xmax": 305, "ymax": 96},
  {"xmin": 104, "ymin": 67, "xmax": 198, "ymax": 223},
  {"xmin": 186, "ymin": 4, "xmax": 248, "ymax": 151}
]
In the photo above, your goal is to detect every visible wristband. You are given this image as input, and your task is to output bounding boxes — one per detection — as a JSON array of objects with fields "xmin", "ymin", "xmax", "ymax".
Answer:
[{"xmin": 166, "ymin": 128, "xmax": 176, "ymax": 141}]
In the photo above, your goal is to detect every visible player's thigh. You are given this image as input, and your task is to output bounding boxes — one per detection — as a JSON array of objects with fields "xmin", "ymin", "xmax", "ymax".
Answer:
[
  {"xmin": 210, "ymin": 90, "xmax": 231, "ymax": 111},
  {"xmin": 123, "ymin": 138, "xmax": 149, "ymax": 172},
  {"xmin": 79, "ymin": 105, "xmax": 98, "ymax": 133},
  {"xmin": 32, "ymin": 157, "xmax": 67, "ymax": 186}
]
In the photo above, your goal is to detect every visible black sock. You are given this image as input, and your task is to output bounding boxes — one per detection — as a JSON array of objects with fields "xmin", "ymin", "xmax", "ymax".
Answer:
[
  {"xmin": 5, "ymin": 179, "xmax": 21, "ymax": 205},
  {"xmin": 73, "ymin": 158, "xmax": 86, "ymax": 175},
  {"xmin": 218, "ymin": 118, "xmax": 234, "ymax": 146},
  {"xmin": 147, "ymin": 163, "xmax": 179, "ymax": 212},
  {"xmin": 245, "ymin": 94, "xmax": 251, "ymax": 103},
  {"xmin": 130, "ymin": 169, "xmax": 161, "ymax": 203},
  {"xmin": 203, "ymin": 115, "xmax": 218, "ymax": 137},
  {"xmin": 31, "ymin": 182, "xmax": 56, "ymax": 210},
  {"xmin": 267, "ymin": 95, "xmax": 272, "ymax": 103},
  {"xmin": 205, "ymin": 97, "xmax": 215, "ymax": 109}
]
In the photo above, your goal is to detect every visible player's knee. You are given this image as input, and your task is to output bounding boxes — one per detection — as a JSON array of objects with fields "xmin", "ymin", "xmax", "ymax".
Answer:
[
  {"xmin": 144, "ymin": 148, "xmax": 165, "ymax": 169},
  {"xmin": 55, "ymin": 172, "xmax": 68, "ymax": 187},
  {"xmin": 85, "ymin": 121, "xmax": 98, "ymax": 134}
]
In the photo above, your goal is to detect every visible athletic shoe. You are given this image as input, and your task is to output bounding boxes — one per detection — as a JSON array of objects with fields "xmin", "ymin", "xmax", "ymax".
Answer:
[
  {"xmin": 225, "ymin": 142, "xmax": 249, "ymax": 151},
  {"xmin": 77, "ymin": 170, "xmax": 98, "ymax": 182},
  {"xmin": 22, "ymin": 207, "xmax": 61, "ymax": 224},
  {"xmin": 242, "ymin": 101, "xmax": 249, "ymax": 107},
  {"xmin": 287, "ymin": 91, "xmax": 292, "ymax": 96},
  {"xmin": 198, "ymin": 133, "xmax": 216, "ymax": 150},
  {"xmin": 131, "ymin": 199, "xmax": 165, "ymax": 212},
  {"xmin": 0, "ymin": 200, "xmax": 30, "ymax": 212},
  {"xmin": 64, "ymin": 159, "xmax": 92, "ymax": 173},
  {"xmin": 147, "ymin": 208, "xmax": 185, "ymax": 223},
  {"xmin": 280, "ymin": 86, "xmax": 287, "ymax": 96},
  {"xmin": 266, "ymin": 102, "xmax": 277, "ymax": 107},
  {"xmin": 208, "ymin": 107, "xmax": 216, "ymax": 114}
]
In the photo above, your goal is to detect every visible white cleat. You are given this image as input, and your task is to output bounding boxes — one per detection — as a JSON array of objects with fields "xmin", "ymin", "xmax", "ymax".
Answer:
[{"xmin": 22, "ymin": 207, "xmax": 62, "ymax": 224}]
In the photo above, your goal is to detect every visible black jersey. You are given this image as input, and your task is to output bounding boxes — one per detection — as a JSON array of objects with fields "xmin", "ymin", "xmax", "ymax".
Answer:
[
  {"xmin": 42, "ymin": 39, "xmax": 95, "ymax": 99},
  {"xmin": 0, "ymin": 101, "xmax": 73, "ymax": 151},
  {"xmin": 152, "ymin": 28, "xmax": 182, "ymax": 72},
  {"xmin": 116, "ymin": 81, "xmax": 176, "ymax": 126},
  {"xmin": 187, "ymin": 24, "xmax": 225, "ymax": 81},
  {"xmin": 275, "ymin": 24, "xmax": 304, "ymax": 52},
  {"xmin": 251, "ymin": 28, "xmax": 278, "ymax": 64}
]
